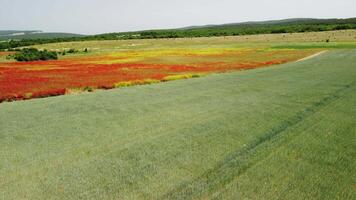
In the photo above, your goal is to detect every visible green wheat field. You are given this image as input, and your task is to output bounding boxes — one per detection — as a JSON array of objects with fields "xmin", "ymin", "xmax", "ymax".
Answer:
[{"xmin": 1, "ymin": 46, "xmax": 355, "ymax": 199}]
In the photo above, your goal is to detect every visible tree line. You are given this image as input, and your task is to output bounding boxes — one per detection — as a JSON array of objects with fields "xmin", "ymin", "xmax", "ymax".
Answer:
[{"xmin": 1, "ymin": 19, "xmax": 355, "ymax": 51}]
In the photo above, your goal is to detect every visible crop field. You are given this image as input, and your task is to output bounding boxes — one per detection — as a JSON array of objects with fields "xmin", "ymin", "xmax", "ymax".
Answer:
[
  {"xmin": 1, "ymin": 30, "xmax": 356, "ymax": 102},
  {"xmin": 0, "ymin": 47, "xmax": 355, "ymax": 199}
]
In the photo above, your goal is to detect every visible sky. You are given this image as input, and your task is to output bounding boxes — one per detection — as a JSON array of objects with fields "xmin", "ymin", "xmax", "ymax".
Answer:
[{"xmin": 0, "ymin": 0, "xmax": 355, "ymax": 35}]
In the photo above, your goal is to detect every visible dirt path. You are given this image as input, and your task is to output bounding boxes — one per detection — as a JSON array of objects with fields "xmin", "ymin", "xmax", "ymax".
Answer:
[{"xmin": 297, "ymin": 50, "xmax": 328, "ymax": 62}]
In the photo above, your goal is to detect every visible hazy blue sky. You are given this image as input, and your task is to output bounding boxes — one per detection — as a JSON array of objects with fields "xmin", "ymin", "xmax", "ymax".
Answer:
[{"xmin": 0, "ymin": 0, "xmax": 355, "ymax": 34}]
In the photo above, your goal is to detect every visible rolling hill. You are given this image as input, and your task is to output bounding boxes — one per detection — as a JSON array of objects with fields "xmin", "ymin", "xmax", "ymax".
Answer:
[
  {"xmin": 96, "ymin": 17, "xmax": 356, "ymax": 39},
  {"xmin": 180, "ymin": 18, "xmax": 356, "ymax": 29},
  {"xmin": 0, "ymin": 30, "xmax": 84, "ymax": 40}
]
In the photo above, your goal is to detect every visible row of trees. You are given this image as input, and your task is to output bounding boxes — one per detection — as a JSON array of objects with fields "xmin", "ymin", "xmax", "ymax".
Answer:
[
  {"xmin": 1, "ymin": 21, "xmax": 355, "ymax": 51},
  {"xmin": 7, "ymin": 48, "xmax": 90, "ymax": 61}
]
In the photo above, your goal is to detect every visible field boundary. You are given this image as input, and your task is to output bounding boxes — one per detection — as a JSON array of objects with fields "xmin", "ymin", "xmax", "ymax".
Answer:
[{"xmin": 296, "ymin": 50, "xmax": 327, "ymax": 62}]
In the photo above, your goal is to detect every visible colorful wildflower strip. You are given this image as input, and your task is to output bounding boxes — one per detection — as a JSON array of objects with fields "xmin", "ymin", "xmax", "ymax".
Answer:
[{"xmin": 0, "ymin": 48, "xmax": 317, "ymax": 102}]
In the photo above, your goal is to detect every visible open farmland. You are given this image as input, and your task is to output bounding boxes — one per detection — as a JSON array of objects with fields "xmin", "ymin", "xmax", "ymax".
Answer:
[
  {"xmin": 0, "ymin": 30, "xmax": 355, "ymax": 102},
  {"xmin": 0, "ymin": 49, "xmax": 355, "ymax": 199},
  {"xmin": 1, "ymin": 0, "xmax": 356, "ymax": 198}
]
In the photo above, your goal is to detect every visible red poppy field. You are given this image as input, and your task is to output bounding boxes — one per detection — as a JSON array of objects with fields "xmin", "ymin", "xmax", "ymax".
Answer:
[{"xmin": 0, "ymin": 48, "xmax": 317, "ymax": 102}]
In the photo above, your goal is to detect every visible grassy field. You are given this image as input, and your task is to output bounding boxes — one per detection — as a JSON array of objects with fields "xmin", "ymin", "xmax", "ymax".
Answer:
[
  {"xmin": 0, "ymin": 49, "xmax": 355, "ymax": 199},
  {"xmin": 30, "ymin": 30, "xmax": 356, "ymax": 51}
]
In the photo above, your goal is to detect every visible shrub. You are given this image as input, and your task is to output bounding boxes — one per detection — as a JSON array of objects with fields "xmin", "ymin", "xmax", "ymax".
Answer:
[
  {"xmin": 67, "ymin": 49, "xmax": 78, "ymax": 54},
  {"xmin": 11, "ymin": 48, "xmax": 58, "ymax": 62}
]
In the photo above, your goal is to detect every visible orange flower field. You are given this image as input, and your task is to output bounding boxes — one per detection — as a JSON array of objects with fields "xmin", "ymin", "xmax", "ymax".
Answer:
[{"xmin": 0, "ymin": 48, "xmax": 316, "ymax": 102}]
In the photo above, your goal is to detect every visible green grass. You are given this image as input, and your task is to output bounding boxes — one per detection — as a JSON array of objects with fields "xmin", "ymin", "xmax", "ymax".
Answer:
[
  {"xmin": 0, "ymin": 50, "xmax": 355, "ymax": 199},
  {"xmin": 272, "ymin": 42, "xmax": 356, "ymax": 49}
]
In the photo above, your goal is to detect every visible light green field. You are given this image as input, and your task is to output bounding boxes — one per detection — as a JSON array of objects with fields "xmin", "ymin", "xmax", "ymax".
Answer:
[
  {"xmin": 0, "ymin": 49, "xmax": 355, "ymax": 199},
  {"xmin": 31, "ymin": 30, "xmax": 356, "ymax": 53}
]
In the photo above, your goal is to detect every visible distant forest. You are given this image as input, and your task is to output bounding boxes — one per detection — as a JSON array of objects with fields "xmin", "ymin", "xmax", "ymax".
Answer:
[{"xmin": 1, "ymin": 18, "xmax": 356, "ymax": 51}]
